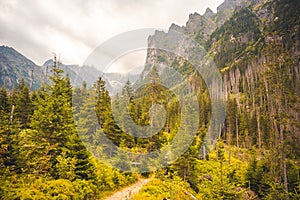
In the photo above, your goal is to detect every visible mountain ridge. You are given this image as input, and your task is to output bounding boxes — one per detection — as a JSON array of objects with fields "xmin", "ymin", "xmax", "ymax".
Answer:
[
  {"xmin": 0, "ymin": 46, "xmax": 140, "ymax": 94},
  {"xmin": 0, "ymin": 45, "xmax": 45, "ymax": 90}
]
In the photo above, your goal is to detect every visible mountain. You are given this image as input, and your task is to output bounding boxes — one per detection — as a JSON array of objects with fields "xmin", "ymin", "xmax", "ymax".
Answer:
[
  {"xmin": 43, "ymin": 59, "xmax": 140, "ymax": 94},
  {"xmin": 140, "ymin": 0, "xmax": 250, "ymax": 79},
  {"xmin": 135, "ymin": 0, "xmax": 300, "ymax": 196},
  {"xmin": 0, "ymin": 46, "xmax": 45, "ymax": 90},
  {"xmin": 0, "ymin": 0, "xmax": 299, "ymax": 199},
  {"xmin": 0, "ymin": 48, "xmax": 140, "ymax": 94},
  {"xmin": 140, "ymin": 0, "xmax": 299, "ymax": 106},
  {"xmin": 42, "ymin": 59, "xmax": 101, "ymax": 88}
]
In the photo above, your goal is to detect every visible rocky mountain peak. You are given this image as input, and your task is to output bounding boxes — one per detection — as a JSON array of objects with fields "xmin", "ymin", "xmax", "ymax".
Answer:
[
  {"xmin": 185, "ymin": 12, "xmax": 202, "ymax": 35},
  {"xmin": 0, "ymin": 45, "xmax": 35, "ymax": 66},
  {"xmin": 0, "ymin": 46, "xmax": 44, "ymax": 90},
  {"xmin": 203, "ymin": 8, "xmax": 215, "ymax": 18},
  {"xmin": 143, "ymin": 1, "xmax": 244, "ymax": 79},
  {"xmin": 43, "ymin": 59, "xmax": 54, "ymax": 67},
  {"xmin": 217, "ymin": 0, "xmax": 242, "ymax": 13},
  {"xmin": 148, "ymin": 0, "xmax": 244, "ymax": 48},
  {"xmin": 169, "ymin": 23, "xmax": 184, "ymax": 33},
  {"xmin": 147, "ymin": 30, "xmax": 168, "ymax": 48}
]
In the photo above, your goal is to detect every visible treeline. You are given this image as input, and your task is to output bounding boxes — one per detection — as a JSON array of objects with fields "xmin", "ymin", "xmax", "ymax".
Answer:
[
  {"xmin": 129, "ymin": 42, "xmax": 300, "ymax": 199},
  {"xmin": 223, "ymin": 39, "xmax": 300, "ymax": 199},
  {"xmin": 0, "ymin": 50, "xmax": 299, "ymax": 199},
  {"xmin": 0, "ymin": 61, "xmax": 137, "ymax": 199},
  {"xmin": 1, "ymin": 0, "xmax": 299, "ymax": 198}
]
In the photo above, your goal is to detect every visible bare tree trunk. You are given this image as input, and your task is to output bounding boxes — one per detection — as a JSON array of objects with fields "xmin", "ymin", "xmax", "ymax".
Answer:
[
  {"xmin": 203, "ymin": 145, "xmax": 206, "ymax": 160},
  {"xmin": 256, "ymin": 109, "xmax": 262, "ymax": 160},
  {"xmin": 9, "ymin": 105, "xmax": 15, "ymax": 124},
  {"xmin": 280, "ymin": 124, "xmax": 288, "ymax": 198},
  {"xmin": 236, "ymin": 116, "xmax": 239, "ymax": 148}
]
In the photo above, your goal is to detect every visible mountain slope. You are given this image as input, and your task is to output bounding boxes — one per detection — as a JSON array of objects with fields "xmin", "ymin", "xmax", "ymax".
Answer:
[
  {"xmin": 134, "ymin": 0, "xmax": 300, "ymax": 197},
  {"xmin": 0, "ymin": 46, "xmax": 45, "ymax": 90},
  {"xmin": 0, "ymin": 48, "xmax": 140, "ymax": 94}
]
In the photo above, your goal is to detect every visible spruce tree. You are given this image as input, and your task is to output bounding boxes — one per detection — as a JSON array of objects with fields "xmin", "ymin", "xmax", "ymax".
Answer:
[
  {"xmin": 0, "ymin": 87, "xmax": 10, "ymax": 169},
  {"xmin": 10, "ymin": 79, "xmax": 32, "ymax": 128},
  {"xmin": 95, "ymin": 76, "xmax": 124, "ymax": 146},
  {"xmin": 31, "ymin": 60, "xmax": 95, "ymax": 180}
]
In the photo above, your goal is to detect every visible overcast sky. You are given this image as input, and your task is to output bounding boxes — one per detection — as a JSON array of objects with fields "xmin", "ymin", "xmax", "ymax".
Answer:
[{"xmin": 0, "ymin": 0, "xmax": 223, "ymax": 73}]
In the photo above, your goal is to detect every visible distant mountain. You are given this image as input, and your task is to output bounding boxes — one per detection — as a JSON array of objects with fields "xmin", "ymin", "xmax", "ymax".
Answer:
[
  {"xmin": 102, "ymin": 72, "xmax": 140, "ymax": 94},
  {"xmin": 43, "ymin": 59, "xmax": 140, "ymax": 95},
  {"xmin": 0, "ymin": 46, "xmax": 141, "ymax": 94},
  {"xmin": 42, "ymin": 59, "xmax": 101, "ymax": 88},
  {"xmin": 0, "ymin": 46, "xmax": 45, "ymax": 90}
]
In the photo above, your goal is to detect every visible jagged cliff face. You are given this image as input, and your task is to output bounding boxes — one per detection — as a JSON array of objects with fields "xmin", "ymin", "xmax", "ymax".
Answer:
[
  {"xmin": 221, "ymin": 0, "xmax": 300, "ymax": 147},
  {"xmin": 143, "ymin": 0, "xmax": 300, "ymax": 101},
  {"xmin": 142, "ymin": 0, "xmax": 248, "ymax": 78},
  {"xmin": 219, "ymin": 0, "xmax": 300, "ymax": 105},
  {"xmin": 140, "ymin": 0, "xmax": 300, "ymax": 148}
]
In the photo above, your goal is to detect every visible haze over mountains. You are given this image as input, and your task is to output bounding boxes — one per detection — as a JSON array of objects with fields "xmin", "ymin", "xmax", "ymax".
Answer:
[{"xmin": 0, "ymin": 45, "xmax": 141, "ymax": 94}]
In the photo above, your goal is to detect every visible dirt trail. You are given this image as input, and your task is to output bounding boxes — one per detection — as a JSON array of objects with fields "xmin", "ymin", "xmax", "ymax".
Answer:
[{"xmin": 104, "ymin": 178, "xmax": 151, "ymax": 200}]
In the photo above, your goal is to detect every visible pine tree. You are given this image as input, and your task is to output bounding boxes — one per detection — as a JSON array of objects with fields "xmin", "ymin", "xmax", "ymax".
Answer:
[
  {"xmin": 261, "ymin": 35, "xmax": 298, "ymax": 197},
  {"xmin": 95, "ymin": 77, "xmax": 111, "ymax": 127},
  {"xmin": 10, "ymin": 79, "xmax": 32, "ymax": 128},
  {"xmin": 144, "ymin": 66, "xmax": 163, "ymax": 104},
  {"xmin": 216, "ymin": 139, "xmax": 225, "ymax": 187},
  {"xmin": 122, "ymin": 80, "xmax": 133, "ymax": 98},
  {"xmin": 31, "ymin": 67, "xmax": 73, "ymax": 149},
  {"xmin": 95, "ymin": 76, "xmax": 125, "ymax": 146},
  {"xmin": 30, "ymin": 59, "xmax": 95, "ymax": 180},
  {"xmin": 0, "ymin": 87, "xmax": 10, "ymax": 169},
  {"xmin": 0, "ymin": 87, "xmax": 10, "ymax": 120}
]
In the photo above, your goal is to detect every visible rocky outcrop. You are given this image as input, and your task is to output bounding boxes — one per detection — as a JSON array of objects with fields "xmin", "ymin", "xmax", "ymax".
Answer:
[
  {"xmin": 217, "ymin": 0, "xmax": 241, "ymax": 13},
  {"xmin": 138, "ymin": 0, "xmax": 300, "ymax": 148},
  {"xmin": 141, "ymin": 0, "xmax": 248, "ymax": 80}
]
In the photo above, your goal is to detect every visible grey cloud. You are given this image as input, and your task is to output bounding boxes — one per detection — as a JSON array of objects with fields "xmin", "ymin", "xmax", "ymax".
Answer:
[{"xmin": 0, "ymin": 0, "xmax": 223, "ymax": 70}]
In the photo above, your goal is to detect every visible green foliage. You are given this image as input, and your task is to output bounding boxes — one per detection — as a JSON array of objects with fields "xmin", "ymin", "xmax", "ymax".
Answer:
[
  {"xmin": 55, "ymin": 150, "xmax": 76, "ymax": 180},
  {"xmin": 0, "ymin": 63, "xmax": 137, "ymax": 199},
  {"xmin": 206, "ymin": 7, "xmax": 261, "ymax": 69},
  {"xmin": 1, "ymin": 0, "xmax": 300, "ymax": 199},
  {"xmin": 132, "ymin": 177, "xmax": 195, "ymax": 200},
  {"xmin": 1, "ymin": 177, "xmax": 98, "ymax": 200},
  {"xmin": 267, "ymin": 0, "xmax": 300, "ymax": 48},
  {"xmin": 246, "ymin": 157, "xmax": 269, "ymax": 198},
  {"xmin": 0, "ymin": 87, "xmax": 10, "ymax": 169},
  {"xmin": 10, "ymin": 79, "xmax": 33, "ymax": 128},
  {"xmin": 188, "ymin": 147, "xmax": 252, "ymax": 200}
]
